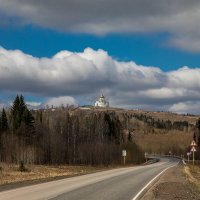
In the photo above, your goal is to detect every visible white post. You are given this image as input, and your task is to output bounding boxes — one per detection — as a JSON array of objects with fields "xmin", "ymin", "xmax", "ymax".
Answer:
[
  {"xmin": 187, "ymin": 152, "xmax": 190, "ymax": 163},
  {"xmin": 193, "ymin": 150, "xmax": 195, "ymax": 166},
  {"xmin": 122, "ymin": 150, "xmax": 126, "ymax": 165}
]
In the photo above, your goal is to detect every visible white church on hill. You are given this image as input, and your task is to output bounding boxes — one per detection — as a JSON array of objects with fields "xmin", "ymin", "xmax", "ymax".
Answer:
[{"xmin": 95, "ymin": 94, "xmax": 109, "ymax": 108}]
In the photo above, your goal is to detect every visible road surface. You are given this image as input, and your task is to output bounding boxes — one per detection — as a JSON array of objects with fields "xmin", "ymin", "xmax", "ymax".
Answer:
[{"xmin": 0, "ymin": 157, "xmax": 179, "ymax": 200}]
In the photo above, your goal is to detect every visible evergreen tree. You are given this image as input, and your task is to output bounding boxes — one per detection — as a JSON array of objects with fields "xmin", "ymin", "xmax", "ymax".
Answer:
[
  {"xmin": 19, "ymin": 95, "xmax": 26, "ymax": 118},
  {"xmin": 0, "ymin": 115, "xmax": 1, "ymax": 133},
  {"xmin": 12, "ymin": 95, "xmax": 20, "ymax": 116},
  {"xmin": 196, "ymin": 118, "xmax": 200, "ymax": 146},
  {"xmin": 12, "ymin": 94, "xmax": 34, "ymax": 131},
  {"xmin": 22, "ymin": 108, "xmax": 34, "ymax": 127},
  {"xmin": 12, "ymin": 95, "xmax": 21, "ymax": 131},
  {"xmin": 1, "ymin": 108, "xmax": 9, "ymax": 132}
]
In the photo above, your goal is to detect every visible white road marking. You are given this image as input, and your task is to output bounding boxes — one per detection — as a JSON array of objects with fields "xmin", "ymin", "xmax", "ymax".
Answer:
[{"xmin": 132, "ymin": 164, "xmax": 177, "ymax": 200}]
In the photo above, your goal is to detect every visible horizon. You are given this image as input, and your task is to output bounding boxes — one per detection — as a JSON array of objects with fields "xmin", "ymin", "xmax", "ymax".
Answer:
[{"xmin": 1, "ymin": 94, "xmax": 200, "ymax": 117}]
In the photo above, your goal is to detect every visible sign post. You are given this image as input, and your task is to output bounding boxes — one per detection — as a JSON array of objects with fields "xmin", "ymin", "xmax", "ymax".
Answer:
[
  {"xmin": 190, "ymin": 146, "xmax": 197, "ymax": 165},
  {"xmin": 122, "ymin": 150, "xmax": 126, "ymax": 165},
  {"xmin": 190, "ymin": 140, "xmax": 197, "ymax": 166},
  {"xmin": 187, "ymin": 152, "xmax": 190, "ymax": 163},
  {"xmin": 144, "ymin": 152, "xmax": 148, "ymax": 162}
]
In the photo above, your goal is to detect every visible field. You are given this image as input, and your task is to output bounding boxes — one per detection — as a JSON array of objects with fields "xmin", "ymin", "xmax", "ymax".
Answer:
[
  {"xmin": 0, "ymin": 163, "xmax": 108, "ymax": 186},
  {"xmin": 184, "ymin": 163, "xmax": 200, "ymax": 191}
]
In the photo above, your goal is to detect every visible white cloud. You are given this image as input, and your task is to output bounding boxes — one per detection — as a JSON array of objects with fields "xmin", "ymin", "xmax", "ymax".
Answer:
[
  {"xmin": 168, "ymin": 67, "xmax": 200, "ymax": 90},
  {"xmin": 0, "ymin": 46, "xmax": 164, "ymax": 97},
  {"xmin": 0, "ymin": 46, "xmax": 200, "ymax": 113},
  {"xmin": 44, "ymin": 96, "xmax": 78, "ymax": 107},
  {"xmin": 0, "ymin": 0, "xmax": 200, "ymax": 52},
  {"xmin": 26, "ymin": 101, "xmax": 41, "ymax": 107},
  {"xmin": 169, "ymin": 101, "xmax": 200, "ymax": 114}
]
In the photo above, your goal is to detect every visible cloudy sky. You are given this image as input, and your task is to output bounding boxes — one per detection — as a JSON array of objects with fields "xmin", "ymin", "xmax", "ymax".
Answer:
[{"xmin": 0, "ymin": 0, "xmax": 200, "ymax": 114}]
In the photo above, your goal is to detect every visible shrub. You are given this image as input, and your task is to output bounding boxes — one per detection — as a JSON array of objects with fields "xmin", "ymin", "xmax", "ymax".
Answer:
[{"xmin": 18, "ymin": 161, "xmax": 28, "ymax": 172}]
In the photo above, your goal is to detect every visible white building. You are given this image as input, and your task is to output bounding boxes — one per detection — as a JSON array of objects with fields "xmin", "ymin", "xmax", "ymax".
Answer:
[{"xmin": 95, "ymin": 94, "xmax": 109, "ymax": 107}]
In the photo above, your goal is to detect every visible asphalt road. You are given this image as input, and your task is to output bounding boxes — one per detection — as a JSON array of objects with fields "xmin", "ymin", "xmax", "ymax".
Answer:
[{"xmin": 0, "ymin": 157, "xmax": 179, "ymax": 200}]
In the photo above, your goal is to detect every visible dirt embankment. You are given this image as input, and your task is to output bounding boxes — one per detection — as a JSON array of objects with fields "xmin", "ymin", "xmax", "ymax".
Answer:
[{"xmin": 141, "ymin": 165, "xmax": 200, "ymax": 200}]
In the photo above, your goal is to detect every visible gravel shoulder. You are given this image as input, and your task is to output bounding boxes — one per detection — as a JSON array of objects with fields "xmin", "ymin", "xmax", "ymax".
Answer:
[{"xmin": 141, "ymin": 165, "xmax": 200, "ymax": 200}]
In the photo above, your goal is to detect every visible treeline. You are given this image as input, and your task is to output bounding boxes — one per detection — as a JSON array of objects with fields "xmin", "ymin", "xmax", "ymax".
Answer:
[
  {"xmin": 0, "ymin": 95, "xmax": 35, "ymax": 163},
  {"xmin": 194, "ymin": 118, "xmax": 200, "ymax": 154},
  {"xmin": 131, "ymin": 113, "xmax": 193, "ymax": 132},
  {"xmin": 0, "ymin": 95, "xmax": 144, "ymax": 165}
]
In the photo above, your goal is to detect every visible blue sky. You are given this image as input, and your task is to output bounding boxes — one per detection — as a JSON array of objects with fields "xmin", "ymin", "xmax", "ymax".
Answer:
[
  {"xmin": 0, "ymin": 0, "xmax": 200, "ymax": 114},
  {"xmin": 1, "ymin": 26, "xmax": 200, "ymax": 71}
]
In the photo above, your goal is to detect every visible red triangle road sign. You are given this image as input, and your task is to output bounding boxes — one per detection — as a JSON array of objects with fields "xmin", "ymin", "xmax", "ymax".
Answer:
[
  {"xmin": 190, "ymin": 146, "xmax": 197, "ymax": 152},
  {"xmin": 191, "ymin": 140, "xmax": 197, "ymax": 146}
]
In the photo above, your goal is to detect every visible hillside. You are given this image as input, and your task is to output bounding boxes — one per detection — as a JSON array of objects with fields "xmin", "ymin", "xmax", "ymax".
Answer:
[
  {"xmin": 92, "ymin": 107, "xmax": 199, "ymax": 123},
  {"xmin": 80, "ymin": 107, "xmax": 198, "ymax": 155},
  {"xmin": 0, "ymin": 100, "xmax": 199, "ymax": 167}
]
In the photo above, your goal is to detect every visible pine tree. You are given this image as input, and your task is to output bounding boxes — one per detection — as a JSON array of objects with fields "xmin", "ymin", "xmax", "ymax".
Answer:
[
  {"xmin": 196, "ymin": 118, "xmax": 200, "ymax": 146},
  {"xmin": 19, "ymin": 95, "xmax": 26, "ymax": 118},
  {"xmin": 12, "ymin": 94, "xmax": 34, "ymax": 131},
  {"xmin": 12, "ymin": 95, "xmax": 20, "ymax": 116},
  {"xmin": 12, "ymin": 95, "xmax": 21, "ymax": 131},
  {"xmin": 22, "ymin": 108, "xmax": 34, "ymax": 127},
  {"xmin": 1, "ymin": 108, "xmax": 9, "ymax": 132},
  {"xmin": 0, "ymin": 115, "xmax": 2, "ymax": 133}
]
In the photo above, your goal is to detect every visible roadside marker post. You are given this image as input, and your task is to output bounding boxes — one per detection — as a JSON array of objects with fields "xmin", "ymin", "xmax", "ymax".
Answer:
[
  {"xmin": 186, "ymin": 152, "xmax": 190, "ymax": 163},
  {"xmin": 122, "ymin": 150, "xmax": 126, "ymax": 165},
  {"xmin": 144, "ymin": 152, "xmax": 148, "ymax": 162}
]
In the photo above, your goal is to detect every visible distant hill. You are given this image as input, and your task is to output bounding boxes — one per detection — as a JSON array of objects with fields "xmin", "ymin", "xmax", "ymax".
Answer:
[{"xmin": 71, "ymin": 107, "xmax": 197, "ymax": 155}]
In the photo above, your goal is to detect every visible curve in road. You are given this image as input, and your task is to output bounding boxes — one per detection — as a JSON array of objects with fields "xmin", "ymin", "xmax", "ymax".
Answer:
[{"xmin": 0, "ymin": 157, "xmax": 180, "ymax": 200}]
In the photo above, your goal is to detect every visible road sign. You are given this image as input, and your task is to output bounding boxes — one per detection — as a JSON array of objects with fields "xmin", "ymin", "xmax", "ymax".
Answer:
[
  {"xmin": 122, "ymin": 150, "xmax": 126, "ymax": 165},
  {"xmin": 191, "ymin": 140, "xmax": 197, "ymax": 147},
  {"xmin": 190, "ymin": 146, "xmax": 197, "ymax": 165},
  {"xmin": 122, "ymin": 150, "xmax": 126, "ymax": 157},
  {"xmin": 190, "ymin": 146, "xmax": 197, "ymax": 152}
]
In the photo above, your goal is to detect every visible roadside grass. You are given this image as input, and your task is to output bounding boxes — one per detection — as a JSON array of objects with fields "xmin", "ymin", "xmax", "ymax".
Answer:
[
  {"xmin": 0, "ymin": 162, "xmax": 113, "ymax": 186},
  {"xmin": 184, "ymin": 163, "xmax": 200, "ymax": 191}
]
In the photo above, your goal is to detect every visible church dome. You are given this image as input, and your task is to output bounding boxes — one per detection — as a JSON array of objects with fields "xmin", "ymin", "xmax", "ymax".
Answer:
[{"xmin": 95, "ymin": 94, "xmax": 109, "ymax": 108}]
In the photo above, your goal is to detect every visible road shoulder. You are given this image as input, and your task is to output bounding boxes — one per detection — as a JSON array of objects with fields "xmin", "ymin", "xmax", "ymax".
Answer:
[{"xmin": 141, "ymin": 165, "xmax": 200, "ymax": 200}]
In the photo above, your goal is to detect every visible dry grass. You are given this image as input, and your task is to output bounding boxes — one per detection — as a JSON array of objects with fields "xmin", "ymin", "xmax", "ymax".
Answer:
[
  {"xmin": 135, "ymin": 130, "xmax": 192, "ymax": 154},
  {"xmin": 0, "ymin": 162, "xmax": 107, "ymax": 185},
  {"xmin": 89, "ymin": 108, "xmax": 199, "ymax": 124},
  {"xmin": 184, "ymin": 164, "xmax": 200, "ymax": 191},
  {"xmin": 131, "ymin": 117, "xmax": 193, "ymax": 154},
  {"xmin": 130, "ymin": 110, "xmax": 199, "ymax": 124}
]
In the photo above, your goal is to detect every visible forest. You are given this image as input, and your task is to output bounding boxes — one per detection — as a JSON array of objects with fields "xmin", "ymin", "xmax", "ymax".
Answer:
[{"xmin": 0, "ymin": 95, "xmax": 144, "ymax": 166}]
